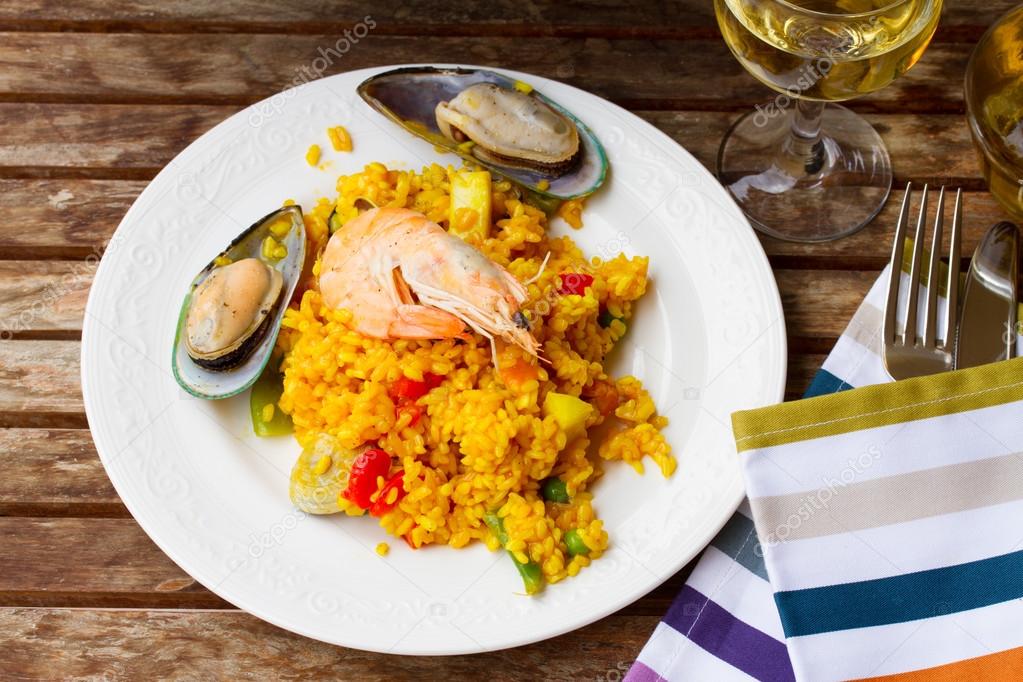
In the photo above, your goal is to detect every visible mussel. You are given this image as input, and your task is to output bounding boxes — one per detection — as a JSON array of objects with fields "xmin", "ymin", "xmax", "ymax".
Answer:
[
  {"xmin": 172, "ymin": 206, "xmax": 306, "ymax": 400},
  {"xmin": 357, "ymin": 67, "xmax": 607, "ymax": 200}
]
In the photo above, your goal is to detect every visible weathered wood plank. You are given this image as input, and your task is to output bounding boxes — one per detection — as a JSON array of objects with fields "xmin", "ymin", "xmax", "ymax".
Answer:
[
  {"xmin": 1, "ymin": 607, "xmax": 654, "ymax": 679},
  {"xmin": 0, "ymin": 264, "xmax": 90, "ymax": 334},
  {"xmin": 0, "ymin": 0, "xmax": 710, "ymax": 35},
  {"xmin": 0, "ymin": 429, "xmax": 122, "ymax": 516},
  {"xmin": 787, "ymin": 353, "xmax": 827, "ymax": 399},
  {"xmin": 0, "ymin": 179, "xmax": 144, "ymax": 259},
  {"xmin": 0, "ymin": 33, "xmax": 966, "ymax": 111},
  {"xmin": 0, "ymin": 103, "xmax": 234, "ymax": 172},
  {"xmin": 0, "ymin": 106, "xmax": 983, "ymax": 184},
  {"xmin": 777, "ymin": 270, "xmax": 877, "ymax": 343},
  {"xmin": 0, "ymin": 518, "xmax": 225, "ymax": 607},
  {"xmin": 0, "ymin": 0, "xmax": 1008, "ymax": 39},
  {"xmin": 0, "ymin": 261, "xmax": 94, "ymax": 333},
  {"xmin": 0, "ymin": 341, "xmax": 83, "ymax": 427}
]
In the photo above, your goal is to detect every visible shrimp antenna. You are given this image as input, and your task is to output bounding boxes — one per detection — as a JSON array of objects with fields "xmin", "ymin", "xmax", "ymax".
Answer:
[{"xmin": 524, "ymin": 251, "xmax": 552, "ymax": 285}]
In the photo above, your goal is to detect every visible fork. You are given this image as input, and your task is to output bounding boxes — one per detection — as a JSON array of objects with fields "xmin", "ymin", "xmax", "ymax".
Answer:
[{"xmin": 882, "ymin": 183, "xmax": 963, "ymax": 380}]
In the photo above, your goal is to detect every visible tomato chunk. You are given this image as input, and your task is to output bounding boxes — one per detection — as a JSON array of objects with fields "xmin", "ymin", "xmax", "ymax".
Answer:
[{"xmin": 341, "ymin": 448, "xmax": 391, "ymax": 509}]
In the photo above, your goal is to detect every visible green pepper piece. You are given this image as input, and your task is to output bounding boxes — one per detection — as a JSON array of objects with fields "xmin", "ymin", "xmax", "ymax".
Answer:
[
  {"xmin": 328, "ymin": 208, "xmax": 344, "ymax": 234},
  {"xmin": 484, "ymin": 512, "xmax": 545, "ymax": 595},
  {"xmin": 524, "ymin": 189, "xmax": 562, "ymax": 217},
  {"xmin": 250, "ymin": 361, "xmax": 293, "ymax": 437},
  {"xmin": 598, "ymin": 308, "xmax": 626, "ymax": 329},
  {"xmin": 514, "ymin": 560, "xmax": 544, "ymax": 595},
  {"xmin": 564, "ymin": 528, "xmax": 590, "ymax": 557},
  {"xmin": 541, "ymin": 477, "xmax": 569, "ymax": 503}
]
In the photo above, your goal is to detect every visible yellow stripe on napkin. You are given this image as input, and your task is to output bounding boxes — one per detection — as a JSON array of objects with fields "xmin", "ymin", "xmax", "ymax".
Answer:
[{"xmin": 733, "ymin": 356, "xmax": 1023, "ymax": 452}]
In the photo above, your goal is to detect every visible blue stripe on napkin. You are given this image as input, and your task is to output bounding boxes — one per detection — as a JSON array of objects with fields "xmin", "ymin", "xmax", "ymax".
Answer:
[
  {"xmin": 709, "ymin": 510, "xmax": 768, "ymax": 581},
  {"xmin": 803, "ymin": 368, "xmax": 851, "ymax": 398},
  {"xmin": 775, "ymin": 548, "xmax": 1023, "ymax": 637}
]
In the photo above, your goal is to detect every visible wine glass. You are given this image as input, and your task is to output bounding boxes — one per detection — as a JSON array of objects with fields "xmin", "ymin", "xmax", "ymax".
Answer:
[
  {"xmin": 965, "ymin": 4, "xmax": 1023, "ymax": 222},
  {"xmin": 714, "ymin": 0, "xmax": 943, "ymax": 242}
]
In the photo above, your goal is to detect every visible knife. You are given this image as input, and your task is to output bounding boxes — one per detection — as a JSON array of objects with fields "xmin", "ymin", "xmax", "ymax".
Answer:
[{"xmin": 954, "ymin": 221, "xmax": 1019, "ymax": 369}]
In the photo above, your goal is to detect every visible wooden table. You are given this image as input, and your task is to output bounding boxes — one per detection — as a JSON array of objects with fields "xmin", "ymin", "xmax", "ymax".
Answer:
[{"xmin": 1, "ymin": 1, "xmax": 1015, "ymax": 678}]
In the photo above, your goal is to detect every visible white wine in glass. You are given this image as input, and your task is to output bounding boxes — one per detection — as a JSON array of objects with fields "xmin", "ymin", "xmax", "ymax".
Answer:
[
  {"xmin": 714, "ymin": 0, "xmax": 942, "ymax": 241},
  {"xmin": 966, "ymin": 4, "xmax": 1023, "ymax": 222}
]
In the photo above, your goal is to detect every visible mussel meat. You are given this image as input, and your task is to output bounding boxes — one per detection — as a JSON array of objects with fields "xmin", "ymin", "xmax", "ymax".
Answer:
[
  {"xmin": 184, "ymin": 258, "xmax": 283, "ymax": 370},
  {"xmin": 435, "ymin": 83, "xmax": 580, "ymax": 174}
]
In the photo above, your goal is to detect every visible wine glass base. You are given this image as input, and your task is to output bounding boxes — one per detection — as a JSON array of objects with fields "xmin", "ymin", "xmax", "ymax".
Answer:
[{"xmin": 717, "ymin": 103, "xmax": 893, "ymax": 242}]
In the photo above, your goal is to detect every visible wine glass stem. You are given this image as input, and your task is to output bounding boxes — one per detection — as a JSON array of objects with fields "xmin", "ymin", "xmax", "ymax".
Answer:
[{"xmin": 785, "ymin": 100, "xmax": 826, "ymax": 175}]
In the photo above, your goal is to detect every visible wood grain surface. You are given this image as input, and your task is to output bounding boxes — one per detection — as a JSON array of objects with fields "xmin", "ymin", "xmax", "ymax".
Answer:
[{"xmin": 0, "ymin": 1, "xmax": 1014, "ymax": 678}]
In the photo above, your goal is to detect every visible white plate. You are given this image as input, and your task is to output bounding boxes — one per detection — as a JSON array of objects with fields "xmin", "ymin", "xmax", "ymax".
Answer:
[{"xmin": 81, "ymin": 65, "xmax": 786, "ymax": 655}]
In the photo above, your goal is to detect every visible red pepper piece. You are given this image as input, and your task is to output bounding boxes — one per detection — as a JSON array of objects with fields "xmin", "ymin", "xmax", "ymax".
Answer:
[
  {"xmin": 390, "ymin": 373, "xmax": 443, "ymax": 402},
  {"xmin": 390, "ymin": 376, "xmax": 427, "ymax": 401},
  {"xmin": 397, "ymin": 403, "xmax": 423, "ymax": 427},
  {"xmin": 370, "ymin": 470, "xmax": 407, "ymax": 517},
  {"xmin": 557, "ymin": 273, "xmax": 594, "ymax": 296}
]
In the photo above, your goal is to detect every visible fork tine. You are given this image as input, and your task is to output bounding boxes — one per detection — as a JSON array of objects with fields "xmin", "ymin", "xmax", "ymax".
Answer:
[
  {"xmin": 923, "ymin": 187, "xmax": 946, "ymax": 347},
  {"xmin": 884, "ymin": 183, "xmax": 913, "ymax": 346},
  {"xmin": 945, "ymin": 189, "xmax": 963, "ymax": 346},
  {"xmin": 905, "ymin": 184, "xmax": 929, "ymax": 344}
]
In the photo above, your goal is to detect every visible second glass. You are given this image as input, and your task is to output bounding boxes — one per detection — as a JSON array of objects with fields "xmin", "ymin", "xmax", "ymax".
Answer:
[
  {"xmin": 714, "ymin": 0, "xmax": 943, "ymax": 242},
  {"xmin": 965, "ymin": 4, "xmax": 1023, "ymax": 223}
]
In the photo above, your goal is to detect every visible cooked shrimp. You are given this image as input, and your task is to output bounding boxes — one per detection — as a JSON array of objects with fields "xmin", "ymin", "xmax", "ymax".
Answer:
[{"xmin": 319, "ymin": 207, "xmax": 539, "ymax": 358}]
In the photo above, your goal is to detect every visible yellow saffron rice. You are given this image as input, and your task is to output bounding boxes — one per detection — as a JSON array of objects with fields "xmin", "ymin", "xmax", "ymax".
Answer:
[
  {"xmin": 277, "ymin": 162, "xmax": 674, "ymax": 586},
  {"xmin": 305, "ymin": 144, "xmax": 321, "ymax": 166}
]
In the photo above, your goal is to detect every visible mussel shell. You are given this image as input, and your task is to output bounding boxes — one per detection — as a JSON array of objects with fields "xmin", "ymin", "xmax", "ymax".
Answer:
[
  {"xmin": 172, "ymin": 205, "xmax": 307, "ymax": 400},
  {"xmin": 357, "ymin": 66, "xmax": 608, "ymax": 200}
]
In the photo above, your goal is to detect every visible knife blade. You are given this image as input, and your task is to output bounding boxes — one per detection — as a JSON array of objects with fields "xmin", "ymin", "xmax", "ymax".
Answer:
[{"xmin": 954, "ymin": 221, "xmax": 1019, "ymax": 369}]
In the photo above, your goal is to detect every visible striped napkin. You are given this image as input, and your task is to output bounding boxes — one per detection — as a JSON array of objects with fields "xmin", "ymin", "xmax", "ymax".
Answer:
[{"xmin": 628, "ymin": 268, "xmax": 1023, "ymax": 681}]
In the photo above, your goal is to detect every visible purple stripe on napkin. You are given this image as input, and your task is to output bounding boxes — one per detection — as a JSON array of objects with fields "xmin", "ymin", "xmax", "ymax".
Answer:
[
  {"xmin": 625, "ymin": 661, "xmax": 667, "ymax": 682},
  {"xmin": 665, "ymin": 585, "xmax": 796, "ymax": 682}
]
